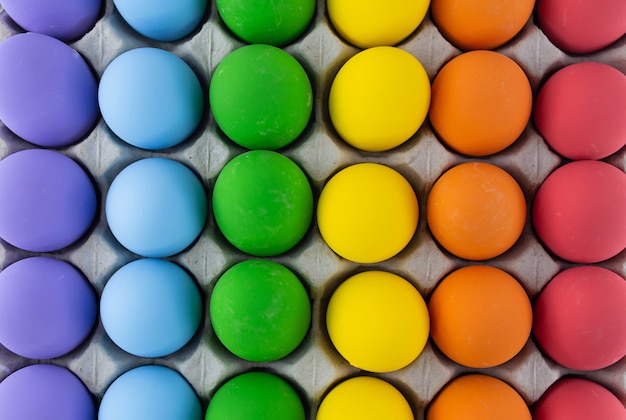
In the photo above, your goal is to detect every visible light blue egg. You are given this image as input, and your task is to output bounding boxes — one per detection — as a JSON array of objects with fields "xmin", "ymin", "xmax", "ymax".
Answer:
[
  {"xmin": 100, "ymin": 259, "xmax": 202, "ymax": 358},
  {"xmin": 99, "ymin": 365, "xmax": 202, "ymax": 420},
  {"xmin": 98, "ymin": 48, "xmax": 204, "ymax": 150},
  {"xmin": 105, "ymin": 157, "xmax": 207, "ymax": 258},
  {"xmin": 113, "ymin": 0, "xmax": 207, "ymax": 41}
]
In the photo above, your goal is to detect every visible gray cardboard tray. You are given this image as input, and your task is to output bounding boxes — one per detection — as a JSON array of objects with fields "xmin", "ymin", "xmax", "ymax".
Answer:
[{"xmin": 0, "ymin": 1, "xmax": 624, "ymax": 418}]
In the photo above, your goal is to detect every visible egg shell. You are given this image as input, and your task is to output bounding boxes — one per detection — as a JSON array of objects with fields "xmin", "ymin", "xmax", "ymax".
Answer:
[
  {"xmin": 0, "ymin": 364, "xmax": 95, "ymax": 420},
  {"xmin": 431, "ymin": 0, "xmax": 535, "ymax": 50},
  {"xmin": 0, "ymin": 257, "xmax": 97, "ymax": 360},
  {"xmin": 0, "ymin": 0, "xmax": 101, "ymax": 41},
  {"xmin": 532, "ymin": 160, "xmax": 626, "ymax": 263},
  {"xmin": 215, "ymin": 0, "xmax": 315, "ymax": 46},
  {"xmin": 98, "ymin": 47, "xmax": 204, "ymax": 150},
  {"xmin": 205, "ymin": 371, "xmax": 305, "ymax": 420},
  {"xmin": 112, "ymin": 0, "xmax": 207, "ymax": 41},
  {"xmin": 429, "ymin": 50, "xmax": 532, "ymax": 156},
  {"xmin": 533, "ymin": 266, "xmax": 626, "ymax": 371},
  {"xmin": 533, "ymin": 377, "xmax": 626, "ymax": 420},
  {"xmin": 317, "ymin": 162, "xmax": 418, "ymax": 263},
  {"xmin": 427, "ymin": 374, "xmax": 531, "ymax": 420},
  {"xmin": 99, "ymin": 365, "xmax": 201, "ymax": 420},
  {"xmin": 212, "ymin": 150, "xmax": 313, "ymax": 256},
  {"xmin": 317, "ymin": 376, "xmax": 414, "ymax": 420},
  {"xmin": 100, "ymin": 259, "xmax": 202, "ymax": 358},
  {"xmin": 328, "ymin": 46, "xmax": 430, "ymax": 152},
  {"xmin": 426, "ymin": 162, "xmax": 526, "ymax": 260},
  {"xmin": 0, "ymin": 33, "xmax": 98, "ymax": 147},
  {"xmin": 534, "ymin": 62, "xmax": 626, "ymax": 160},
  {"xmin": 327, "ymin": 0, "xmax": 430, "ymax": 48},
  {"xmin": 537, "ymin": 0, "xmax": 626, "ymax": 54},
  {"xmin": 428, "ymin": 265, "xmax": 532, "ymax": 368},
  {"xmin": 210, "ymin": 259, "xmax": 311, "ymax": 362},
  {"xmin": 209, "ymin": 44, "xmax": 313, "ymax": 150},
  {"xmin": 105, "ymin": 157, "xmax": 208, "ymax": 258},
  {"xmin": 326, "ymin": 271, "xmax": 430, "ymax": 373},
  {"xmin": 0, "ymin": 149, "xmax": 97, "ymax": 252}
]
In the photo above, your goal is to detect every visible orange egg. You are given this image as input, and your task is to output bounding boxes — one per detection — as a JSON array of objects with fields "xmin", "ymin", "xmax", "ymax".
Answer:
[
  {"xmin": 429, "ymin": 50, "xmax": 532, "ymax": 156},
  {"xmin": 427, "ymin": 374, "xmax": 531, "ymax": 420},
  {"xmin": 431, "ymin": 0, "xmax": 535, "ymax": 50},
  {"xmin": 428, "ymin": 265, "xmax": 532, "ymax": 368},
  {"xmin": 426, "ymin": 162, "xmax": 526, "ymax": 260}
]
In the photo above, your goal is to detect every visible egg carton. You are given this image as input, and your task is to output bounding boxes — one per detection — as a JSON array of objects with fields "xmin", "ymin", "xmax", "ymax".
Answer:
[{"xmin": 0, "ymin": 1, "xmax": 624, "ymax": 418}]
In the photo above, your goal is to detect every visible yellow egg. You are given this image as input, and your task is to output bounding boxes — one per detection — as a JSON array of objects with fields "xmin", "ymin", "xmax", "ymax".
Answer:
[
  {"xmin": 327, "ymin": 0, "xmax": 430, "ymax": 48},
  {"xmin": 326, "ymin": 271, "xmax": 430, "ymax": 373},
  {"xmin": 328, "ymin": 47, "xmax": 430, "ymax": 152},
  {"xmin": 317, "ymin": 376, "xmax": 414, "ymax": 420},
  {"xmin": 317, "ymin": 163, "xmax": 418, "ymax": 263}
]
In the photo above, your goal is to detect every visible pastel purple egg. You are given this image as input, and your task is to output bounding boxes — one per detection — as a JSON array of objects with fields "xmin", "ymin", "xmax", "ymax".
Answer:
[
  {"xmin": 0, "ymin": 33, "xmax": 98, "ymax": 147},
  {"xmin": 0, "ymin": 364, "xmax": 95, "ymax": 420},
  {"xmin": 0, "ymin": 149, "xmax": 97, "ymax": 252},
  {"xmin": 0, "ymin": 257, "xmax": 97, "ymax": 359},
  {"xmin": 0, "ymin": 0, "xmax": 101, "ymax": 41}
]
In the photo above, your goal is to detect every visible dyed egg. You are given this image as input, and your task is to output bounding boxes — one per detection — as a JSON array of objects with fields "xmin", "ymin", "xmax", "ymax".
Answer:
[
  {"xmin": 328, "ymin": 46, "xmax": 430, "ymax": 152},
  {"xmin": 427, "ymin": 162, "xmax": 526, "ymax": 260},
  {"xmin": 327, "ymin": 0, "xmax": 430, "ymax": 48},
  {"xmin": 533, "ymin": 378, "xmax": 626, "ymax": 420},
  {"xmin": 0, "ymin": 33, "xmax": 98, "ymax": 147},
  {"xmin": 112, "ymin": 0, "xmax": 207, "ymax": 41},
  {"xmin": 0, "ymin": 0, "xmax": 101, "ymax": 41},
  {"xmin": 533, "ymin": 266, "xmax": 626, "ymax": 370},
  {"xmin": 210, "ymin": 260, "xmax": 311, "ymax": 362},
  {"xmin": 326, "ymin": 271, "xmax": 429, "ymax": 373},
  {"xmin": 0, "ymin": 257, "xmax": 96, "ymax": 360},
  {"xmin": 534, "ymin": 62, "xmax": 626, "ymax": 160},
  {"xmin": 99, "ymin": 48, "xmax": 204, "ymax": 150},
  {"xmin": 100, "ymin": 259, "xmax": 202, "ymax": 358},
  {"xmin": 316, "ymin": 376, "xmax": 414, "ymax": 420},
  {"xmin": 0, "ymin": 364, "xmax": 95, "ymax": 420},
  {"xmin": 99, "ymin": 365, "xmax": 201, "ymax": 420},
  {"xmin": 105, "ymin": 158, "xmax": 207, "ymax": 258},
  {"xmin": 537, "ymin": 0, "xmax": 626, "ymax": 54},
  {"xmin": 429, "ymin": 50, "xmax": 532, "ymax": 156},
  {"xmin": 532, "ymin": 160, "xmax": 626, "ymax": 263},
  {"xmin": 427, "ymin": 374, "xmax": 531, "ymax": 420},
  {"xmin": 216, "ymin": 0, "xmax": 315, "ymax": 46},
  {"xmin": 209, "ymin": 44, "xmax": 312, "ymax": 150},
  {"xmin": 428, "ymin": 265, "xmax": 532, "ymax": 368},
  {"xmin": 0, "ymin": 149, "xmax": 97, "ymax": 252},
  {"xmin": 205, "ymin": 372, "xmax": 304, "ymax": 420},
  {"xmin": 212, "ymin": 150, "xmax": 313, "ymax": 256},
  {"xmin": 431, "ymin": 0, "xmax": 535, "ymax": 50},
  {"xmin": 317, "ymin": 163, "xmax": 418, "ymax": 263}
]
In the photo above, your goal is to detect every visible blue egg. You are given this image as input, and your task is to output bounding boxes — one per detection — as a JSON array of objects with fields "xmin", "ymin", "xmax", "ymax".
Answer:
[
  {"xmin": 113, "ymin": 0, "xmax": 207, "ymax": 41},
  {"xmin": 100, "ymin": 259, "xmax": 202, "ymax": 358},
  {"xmin": 98, "ymin": 48, "xmax": 204, "ymax": 150},
  {"xmin": 99, "ymin": 365, "xmax": 202, "ymax": 420},
  {"xmin": 105, "ymin": 158, "xmax": 207, "ymax": 258}
]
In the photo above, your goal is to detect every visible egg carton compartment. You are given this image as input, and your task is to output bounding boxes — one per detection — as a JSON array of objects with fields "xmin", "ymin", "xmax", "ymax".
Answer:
[{"xmin": 0, "ymin": 0, "xmax": 625, "ymax": 418}]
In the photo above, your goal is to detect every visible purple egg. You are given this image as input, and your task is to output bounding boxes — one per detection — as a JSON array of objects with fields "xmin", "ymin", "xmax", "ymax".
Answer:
[
  {"xmin": 0, "ymin": 149, "xmax": 97, "ymax": 252},
  {"xmin": 0, "ymin": 257, "xmax": 97, "ymax": 359},
  {"xmin": 0, "ymin": 33, "xmax": 98, "ymax": 147},
  {"xmin": 0, "ymin": 0, "xmax": 101, "ymax": 41},
  {"xmin": 0, "ymin": 364, "xmax": 95, "ymax": 420}
]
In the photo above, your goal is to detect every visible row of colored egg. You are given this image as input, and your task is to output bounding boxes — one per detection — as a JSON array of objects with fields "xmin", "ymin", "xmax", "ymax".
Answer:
[
  {"xmin": 0, "ymin": 258, "xmax": 623, "ymax": 418},
  {"xmin": 3, "ymin": 0, "xmax": 625, "ymax": 53},
  {"xmin": 2, "ymin": 362, "xmax": 624, "ymax": 419},
  {"xmin": 329, "ymin": 0, "xmax": 626, "ymax": 54},
  {"xmin": 1, "ymin": 254, "xmax": 622, "ymax": 369}
]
